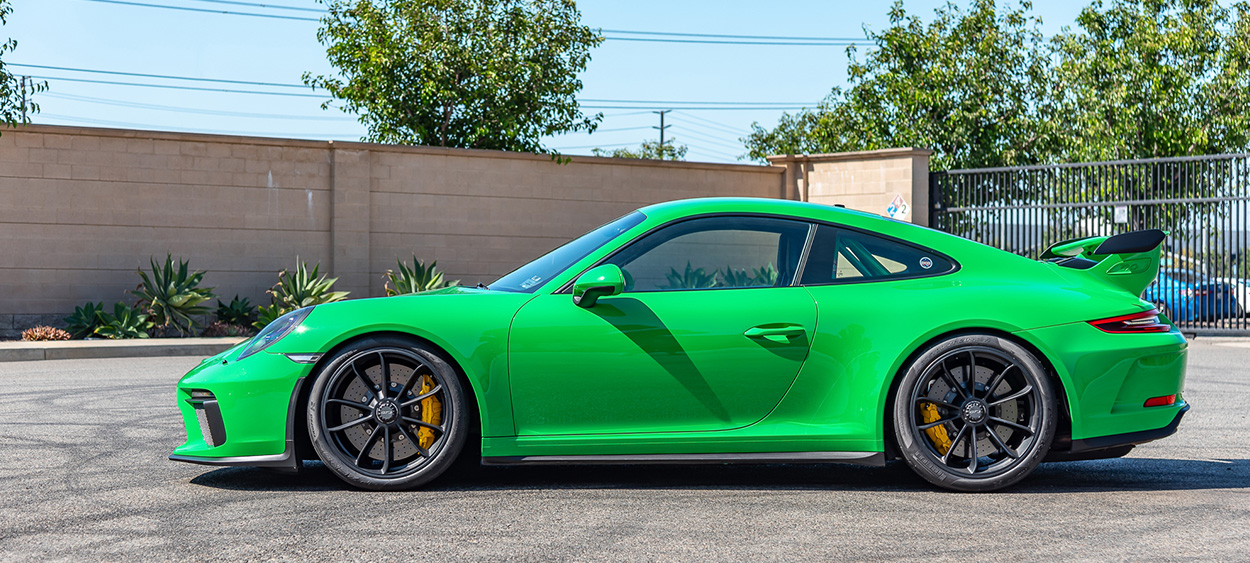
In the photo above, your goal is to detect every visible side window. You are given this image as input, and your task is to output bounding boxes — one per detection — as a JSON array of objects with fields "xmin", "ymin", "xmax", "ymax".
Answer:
[
  {"xmin": 800, "ymin": 224, "xmax": 953, "ymax": 285},
  {"xmin": 605, "ymin": 216, "xmax": 810, "ymax": 292}
]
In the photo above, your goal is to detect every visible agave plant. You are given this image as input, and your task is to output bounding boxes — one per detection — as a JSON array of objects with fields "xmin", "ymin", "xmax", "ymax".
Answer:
[
  {"xmin": 94, "ymin": 302, "xmax": 153, "ymax": 339},
  {"xmin": 215, "ymin": 295, "xmax": 256, "ymax": 326},
  {"xmin": 131, "ymin": 254, "xmax": 215, "ymax": 336},
  {"xmin": 64, "ymin": 301, "xmax": 106, "ymax": 339},
  {"xmin": 719, "ymin": 266, "xmax": 755, "ymax": 288},
  {"xmin": 662, "ymin": 262, "xmax": 719, "ymax": 290},
  {"xmin": 751, "ymin": 263, "xmax": 779, "ymax": 287},
  {"xmin": 384, "ymin": 257, "xmax": 459, "ymax": 296},
  {"xmin": 254, "ymin": 260, "xmax": 349, "ymax": 329}
]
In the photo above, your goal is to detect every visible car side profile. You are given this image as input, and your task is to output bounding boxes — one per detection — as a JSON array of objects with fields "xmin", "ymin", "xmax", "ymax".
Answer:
[
  {"xmin": 1145, "ymin": 268, "xmax": 1238, "ymax": 322},
  {"xmin": 170, "ymin": 198, "xmax": 1188, "ymax": 492}
]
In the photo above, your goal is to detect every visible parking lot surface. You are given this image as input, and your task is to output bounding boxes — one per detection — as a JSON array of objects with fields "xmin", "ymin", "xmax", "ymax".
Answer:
[{"xmin": 1, "ymin": 339, "xmax": 1247, "ymax": 562}]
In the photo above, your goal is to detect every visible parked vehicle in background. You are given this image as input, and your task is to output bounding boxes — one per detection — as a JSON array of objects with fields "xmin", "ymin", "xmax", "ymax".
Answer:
[
  {"xmin": 1212, "ymin": 277, "xmax": 1249, "ymax": 316},
  {"xmin": 1145, "ymin": 269, "xmax": 1239, "ymax": 322}
]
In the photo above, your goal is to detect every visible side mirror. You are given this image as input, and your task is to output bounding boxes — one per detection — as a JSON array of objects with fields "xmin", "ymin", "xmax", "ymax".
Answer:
[{"xmin": 572, "ymin": 264, "xmax": 625, "ymax": 308}]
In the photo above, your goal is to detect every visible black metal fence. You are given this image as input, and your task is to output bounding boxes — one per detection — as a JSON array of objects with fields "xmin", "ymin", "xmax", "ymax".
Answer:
[{"xmin": 931, "ymin": 153, "xmax": 1250, "ymax": 334}]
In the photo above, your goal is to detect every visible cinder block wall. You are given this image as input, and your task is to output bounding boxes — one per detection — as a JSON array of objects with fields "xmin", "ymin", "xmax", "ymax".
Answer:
[
  {"xmin": 0, "ymin": 125, "xmax": 788, "ymax": 337},
  {"xmin": 769, "ymin": 149, "xmax": 932, "ymax": 226}
]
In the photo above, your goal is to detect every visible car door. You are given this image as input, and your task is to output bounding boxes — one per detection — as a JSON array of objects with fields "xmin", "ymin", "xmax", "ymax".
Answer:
[{"xmin": 508, "ymin": 215, "xmax": 818, "ymax": 436}]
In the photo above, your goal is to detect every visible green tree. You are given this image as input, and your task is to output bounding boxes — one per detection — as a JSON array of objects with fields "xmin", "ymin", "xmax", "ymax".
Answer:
[
  {"xmin": 0, "ymin": 0, "xmax": 45, "ymax": 128},
  {"xmin": 744, "ymin": 0, "xmax": 1054, "ymax": 171},
  {"xmin": 1051, "ymin": 0, "xmax": 1250, "ymax": 161},
  {"xmin": 305, "ymin": 0, "xmax": 603, "ymax": 152},
  {"xmin": 591, "ymin": 138, "xmax": 688, "ymax": 161}
]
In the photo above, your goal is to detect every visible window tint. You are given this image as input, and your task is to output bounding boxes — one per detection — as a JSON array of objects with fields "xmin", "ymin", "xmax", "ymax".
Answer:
[
  {"xmin": 605, "ymin": 216, "xmax": 809, "ymax": 292},
  {"xmin": 800, "ymin": 224, "xmax": 953, "ymax": 285}
]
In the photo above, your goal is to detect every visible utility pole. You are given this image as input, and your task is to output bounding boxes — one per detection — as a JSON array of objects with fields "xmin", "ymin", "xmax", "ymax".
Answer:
[{"xmin": 652, "ymin": 109, "xmax": 671, "ymax": 155}]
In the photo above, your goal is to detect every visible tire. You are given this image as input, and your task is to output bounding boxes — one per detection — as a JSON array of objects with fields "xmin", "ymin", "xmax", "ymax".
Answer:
[
  {"xmin": 891, "ymin": 334, "xmax": 1057, "ymax": 492},
  {"xmin": 307, "ymin": 335, "xmax": 467, "ymax": 491}
]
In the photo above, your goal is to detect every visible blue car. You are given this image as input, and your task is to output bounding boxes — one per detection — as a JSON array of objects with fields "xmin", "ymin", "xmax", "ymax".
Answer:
[{"xmin": 1145, "ymin": 269, "xmax": 1238, "ymax": 322}]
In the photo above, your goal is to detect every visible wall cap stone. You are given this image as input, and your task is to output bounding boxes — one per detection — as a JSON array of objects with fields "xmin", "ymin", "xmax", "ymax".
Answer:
[
  {"xmin": 3, "ymin": 124, "xmax": 784, "ymax": 175},
  {"xmin": 766, "ymin": 147, "xmax": 934, "ymax": 165}
]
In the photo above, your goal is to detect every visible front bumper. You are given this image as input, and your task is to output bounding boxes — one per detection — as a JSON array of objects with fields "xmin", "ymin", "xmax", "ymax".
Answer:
[{"xmin": 169, "ymin": 344, "xmax": 314, "ymax": 468}]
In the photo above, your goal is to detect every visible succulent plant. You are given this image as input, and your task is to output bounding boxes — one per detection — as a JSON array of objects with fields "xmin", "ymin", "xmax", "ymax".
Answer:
[
  {"xmin": 719, "ymin": 266, "xmax": 756, "ymax": 288},
  {"xmin": 132, "ymin": 254, "xmax": 215, "ymax": 337},
  {"xmin": 21, "ymin": 326, "xmax": 71, "ymax": 341},
  {"xmin": 64, "ymin": 302, "xmax": 106, "ymax": 339},
  {"xmin": 384, "ymin": 257, "xmax": 459, "ymax": 296},
  {"xmin": 215, "ymin": 295, "xmax": 256, "ymax": 327},
  {"xmin": 201, "ymin": 321, "xmax": 252, "ymax": 338},
  {"xmin": 751, "ymin": 263, "xmax": 779, "ymax": 287},
  {"xmin": 94, "ymin": 302, "xmax": 154, "ymax": 339},
  {"xmin": 662, "ymin": 262, "xmax": 719, "ymax": 290},
  {"xmin": 254, "ymin": 260, "xmax": 349, "ymax": 329}
]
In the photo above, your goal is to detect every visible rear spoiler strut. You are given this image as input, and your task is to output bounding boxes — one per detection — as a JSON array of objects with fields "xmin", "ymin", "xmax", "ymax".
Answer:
[{"xmin": 1040, "ymin": 229, "xmax": 1167, "ymax": 296}]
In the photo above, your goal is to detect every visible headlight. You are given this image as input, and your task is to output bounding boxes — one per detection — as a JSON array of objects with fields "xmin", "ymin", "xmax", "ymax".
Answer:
[{"xmin": 238, "ymin": 307, "xmax": 314, "ymax": 360}]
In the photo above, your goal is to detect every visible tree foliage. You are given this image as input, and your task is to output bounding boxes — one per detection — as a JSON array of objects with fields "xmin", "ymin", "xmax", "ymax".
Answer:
[
  {"xmin": 305, "ymin": 0, "xmax": 603, "ymax": 152},
  {"xmin": 591, "ymin": 138, "xmax": 688, "ymax": 161},
  {"xmin": 745, "ymin": 0, "xmax": 1250, "ymax": 170},
  {"xmin": 0, "ymin": 0, "xmax": 45, "ymax": 128},
  {"xmin": 1051, "ymin": 0, "xmax": 1250, "ymax": 161}
]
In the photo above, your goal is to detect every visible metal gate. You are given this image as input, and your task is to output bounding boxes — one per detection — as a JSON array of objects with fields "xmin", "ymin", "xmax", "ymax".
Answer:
[{"xmin": 930, "ymin": 153, "xmax": 1250, "ymax": 334}]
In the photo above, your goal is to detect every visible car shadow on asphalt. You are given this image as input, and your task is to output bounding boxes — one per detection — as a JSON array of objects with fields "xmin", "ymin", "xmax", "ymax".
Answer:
[{"xmin": 188, "ymin": 457, "xmax": 1250, "ymax": 493}]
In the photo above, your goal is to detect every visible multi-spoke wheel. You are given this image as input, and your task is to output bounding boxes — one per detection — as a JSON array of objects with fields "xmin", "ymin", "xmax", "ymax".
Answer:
[
  {"xmin": 307, "ymin": 336, "xmax": 466, "ymax": 490},
  {"xmin": 892, "ymin": 334, "xmax": 1056, "ymax": 492}
]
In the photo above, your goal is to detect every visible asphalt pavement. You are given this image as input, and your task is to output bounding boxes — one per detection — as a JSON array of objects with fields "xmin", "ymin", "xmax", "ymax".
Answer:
[{"xmin": 1, "ymin": 339, "xmax": 1247, "ymax": 562}]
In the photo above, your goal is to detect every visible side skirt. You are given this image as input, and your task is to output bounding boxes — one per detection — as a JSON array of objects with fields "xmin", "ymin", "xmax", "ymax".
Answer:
[{"xmin": 482, "ymin": 451, "xmax": 885, "ymax": 467}]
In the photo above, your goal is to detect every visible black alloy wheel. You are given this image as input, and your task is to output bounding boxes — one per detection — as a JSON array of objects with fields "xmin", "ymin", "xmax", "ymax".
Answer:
[
  {"xmin": 308, "ymin": 336, "xmax": 466, "ymax": 490},
  {"xmin": 893, "ymin": 334, "xmax": 1056, "ymax": 492}
]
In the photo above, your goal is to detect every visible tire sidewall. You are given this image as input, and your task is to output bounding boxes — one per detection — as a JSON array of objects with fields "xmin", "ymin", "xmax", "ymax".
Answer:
[
  {"xmin": 892, "ymin": 334, "xmax": 1057, "ymax": 492},
  {"xmin": 307, "ymin": 335, "xmax": 467, "ymax": 491}
]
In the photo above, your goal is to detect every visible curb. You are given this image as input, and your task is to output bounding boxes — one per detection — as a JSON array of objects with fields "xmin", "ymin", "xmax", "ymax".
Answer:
[{"xmin": 0, "ymin": 337, "xmax": 248, "ymax": 362}]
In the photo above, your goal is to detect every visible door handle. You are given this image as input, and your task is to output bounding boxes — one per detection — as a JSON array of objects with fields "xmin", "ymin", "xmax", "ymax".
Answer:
[{"xmin": 744, "ymin": 324, "xmax": 806, "ymax": 343}]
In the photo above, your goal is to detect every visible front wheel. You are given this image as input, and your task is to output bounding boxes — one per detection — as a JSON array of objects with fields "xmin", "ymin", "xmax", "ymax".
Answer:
[
  {"xmin": 892, "ymin": 334, "xmax": 1056, "ymax": 492},
  {"xmin": 307, "ymin": 336, "xmax": 467, "ymax": 490}
]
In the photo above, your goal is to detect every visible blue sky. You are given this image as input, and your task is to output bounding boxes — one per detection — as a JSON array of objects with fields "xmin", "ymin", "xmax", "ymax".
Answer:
[{"xmin": 9, "ymin": 0, "xmax": 1090, "ymax": 163}]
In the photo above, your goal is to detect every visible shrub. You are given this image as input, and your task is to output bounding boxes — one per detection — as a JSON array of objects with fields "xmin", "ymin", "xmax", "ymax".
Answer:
[
  {"xmin": 384, "ymin": 257, "xmax": 458, "ymax": 296},
  {"xmin": 201, "ymin": 321, "xmax": 252, "ymax": 338},
  {"xmin": 95, "ymin": 302, "xmax": 154, "ymax": 339},
  {"xmin": 254, "ymin": 260, "xmax": 349, "ymax": 329},
  {"xmin": 22, "ymin": 326, "xmax": 71, "ymax": 341},
  {"xmin": 64, "ymin": 302, "xmax": 105, "ymax": 339},
  {"xmin": 132, "ymin": 254, "xmax": 215, "ymax": 337},
  {"xmin": 215, "ymin": 295, "xmax": 256, "ymax": 327}
]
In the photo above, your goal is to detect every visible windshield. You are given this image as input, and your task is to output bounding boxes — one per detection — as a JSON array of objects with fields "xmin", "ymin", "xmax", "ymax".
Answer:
[{"xmin": 490, "ymin": 211, "xmax": 646, "ymax": 293}]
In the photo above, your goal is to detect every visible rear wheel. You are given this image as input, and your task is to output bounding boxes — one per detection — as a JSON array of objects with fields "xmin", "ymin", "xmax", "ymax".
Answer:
[
  {"xmin": 892, "ymin": 334, "xmax": 1056, "ymax": 492},
  {"xmin": 307, "ymin": 336, "xmax": 466, "ymax": 490}
]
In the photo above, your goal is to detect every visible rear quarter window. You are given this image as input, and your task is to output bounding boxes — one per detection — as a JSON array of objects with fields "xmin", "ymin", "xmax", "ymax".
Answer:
[{"xmin": 801, "ymin": 224, "xmax": 955, "ymax": 285}]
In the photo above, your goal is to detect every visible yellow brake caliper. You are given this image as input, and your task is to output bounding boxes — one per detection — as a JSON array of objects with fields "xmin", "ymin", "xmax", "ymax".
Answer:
[
  {"xmin": 417, "ymin": 374, "xmax": 442, "ymax": 450},
  {"xmin": 920, "ymin": 402, "xmax": 952, "ymax": 455}
]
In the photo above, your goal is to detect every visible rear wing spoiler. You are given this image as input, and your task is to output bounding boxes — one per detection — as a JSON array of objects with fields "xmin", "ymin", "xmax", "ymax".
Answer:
[{"xmin": 1040, "ymin": 229, "xmax": 1167, "ymax": 296}]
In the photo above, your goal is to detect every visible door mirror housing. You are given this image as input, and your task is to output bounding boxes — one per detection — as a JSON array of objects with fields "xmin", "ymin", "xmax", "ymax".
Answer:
[{"xmin": 572, "ymin": 265, "xmax": 625, "ymax": 308}]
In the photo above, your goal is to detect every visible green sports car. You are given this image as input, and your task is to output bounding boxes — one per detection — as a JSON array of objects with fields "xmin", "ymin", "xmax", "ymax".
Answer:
[{"xmin": 170, "ymin": 198, "xmax": 1188, "ymax": 492}]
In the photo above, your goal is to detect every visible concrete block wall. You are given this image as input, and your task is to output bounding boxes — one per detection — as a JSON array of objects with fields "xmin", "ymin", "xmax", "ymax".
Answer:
[
  {"xmin": 768, "ymin": 148, "xmax": 933, "ymax": 226},
  {"xmin": 0, "ymin": 125, "xmax": 787, "ymax": 337}
]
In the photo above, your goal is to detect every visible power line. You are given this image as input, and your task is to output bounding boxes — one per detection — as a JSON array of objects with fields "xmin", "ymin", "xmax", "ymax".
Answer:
[
  {"xmin": 80, "ymin": 0, "xmax": 320, "ymax": 21},
  {"xmin": 672, "ymin": 112, "xmax": 751, "ymax": 135},
  {"xmin": 43, "ymin": 92, "xmax": 357, "ymax": 121},
  {"xmin": 185, "ymin": 0, "xmax": 322, "ymax": 13},
  {"xmin": 29, "ymin": 74, "xmax": 326, "ymax": 97},
  {"xmin": 668, "ymin": 126, "xmax": 745, "ymax": 151},
  {"xmin": 11, "ymin": 63, "xmax": 308, "ymax": 89},
  {"xmin": 669, "ymin": 118, "xmax": 749, "ymax": 139},
  {"xmin": 76, "ymin": 0, "xmax": 867, "ymax": 46},
  {"xmin": 38, "ymin": 114, "xmax": 359, "ymax": 139}
]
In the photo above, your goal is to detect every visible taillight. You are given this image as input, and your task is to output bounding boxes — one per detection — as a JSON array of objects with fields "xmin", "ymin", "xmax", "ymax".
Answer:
[
  {"xmin": 1144, "ymin": 394, "xmax": 1177, "ymax": 407},
  {"xmin": 1088, "ymin": 309, "xmax": 1171, "ymax": 333}
]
